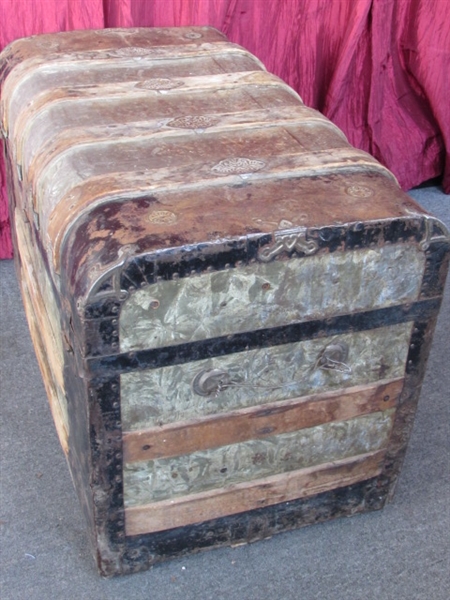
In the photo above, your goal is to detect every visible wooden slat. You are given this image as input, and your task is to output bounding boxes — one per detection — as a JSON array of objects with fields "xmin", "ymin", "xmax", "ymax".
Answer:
[
  {"xmin": 14, "ymin": 211, "xmax": 69, "ymax": 454},
  {"xmin": 123, "ymin": 379, "xmax": 402, "ymax": 463},
  {"xmin": 125, "ymin": 450, "xmax": 385, "ymax": 536}
]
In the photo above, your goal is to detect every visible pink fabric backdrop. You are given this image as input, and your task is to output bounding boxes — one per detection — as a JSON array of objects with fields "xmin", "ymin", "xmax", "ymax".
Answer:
[{"xmin": 1, "ymin": 0, "xmax": 449, "ymax": 258}]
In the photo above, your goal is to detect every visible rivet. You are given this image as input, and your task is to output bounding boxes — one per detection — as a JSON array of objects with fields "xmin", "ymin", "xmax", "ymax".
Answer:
[
  {"xmin": 383, "ymin": 395, "xmax": 390, "ymax": 402},
  {"xmin": 111, "ymin": 306, "xmax": 119, "ymax": 314},
  {"xmin": 410, "ymin": 343, "xmax": 415, "ymax": 349},
  {"xmin": 150, "ymin": 299, "xmax": 160, "ymax": 310},
  {"xmin": 115, "ymin": 453, "xmax": 122, "ymax": 460},
  {"xmin": 113, "ymin": 401, "xmax": 119, "ymax": 408},
  {"xmin": 115, "ymin": 420, "xmax": 121, "ymax": 427},
  {"xmin": 112, "ymin": 342, "xmax": 118, "ymax": 348},
  {"xmin": 117, "ymin": 520, "xmax": 124, "ymax": 527},
  {"xmin": 115, "ymin": 475, "xmax": 122, "ymax": 483},
  {"xmin": 142, "ymin": 444, "xmax": 151, "ymax": 451},
  {"xmin": 111, "ymin": 383, "xmax": 118, "ymax": 391},
  {"xmin": 408, "ymin": 360, "xmax": 413, "ymax": 365},
  {"xmin": 262, "ymin": 282, "xmax": 271, "ymax": 291},
  {"xmin": 112, "ymin": 319, "xmax": 118, "ymax": 325},
  {"xmin": 172, "ymin": 272, "xmax": 180, "ymax": 279},
  {"xmin": 224, "ymin": 263, "xmax": 230, "ymax": 269},
  {"xmin": 116, "ymin": 463, "xmax": 121, "ymax": 470},
  {"xmin": 117, "ymin": 532, "xmax": 124, "ymax": 538}
]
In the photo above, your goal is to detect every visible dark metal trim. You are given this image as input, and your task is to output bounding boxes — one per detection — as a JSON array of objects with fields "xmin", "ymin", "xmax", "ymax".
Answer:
[
  {"xmin": 87, "ymin": 298, "xmax": 440, "ymax": 376},
  {"xmin": 83, "ymin": 217, "xmax": 426, "ymax": 320},
  {"xmin": 117, "ymin": 477, "xmax": 382, "ymax": 575}
]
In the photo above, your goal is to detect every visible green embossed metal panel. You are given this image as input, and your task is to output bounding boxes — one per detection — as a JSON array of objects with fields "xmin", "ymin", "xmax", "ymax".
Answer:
[
  {"xmin": 121, "ymin": 323, "xmax": 412, "ymax": 430},
  {"xmin": 123, "ymin": 410, "xmax": 395, "ymax": 506},
  {"xmin": 120, "ymin": 244, "xmax": 424, "ymax": 352}
]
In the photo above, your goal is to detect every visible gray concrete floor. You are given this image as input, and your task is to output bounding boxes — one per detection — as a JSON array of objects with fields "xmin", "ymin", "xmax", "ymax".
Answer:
[{"xmin": 0, "ymin": 185, "xmax": 449, "ymax": 599}]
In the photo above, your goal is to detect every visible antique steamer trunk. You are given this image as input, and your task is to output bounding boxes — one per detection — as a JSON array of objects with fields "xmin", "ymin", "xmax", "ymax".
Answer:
[{"xmin": 1, "ymin": 27, "xmax": 449, "ymax": 576}]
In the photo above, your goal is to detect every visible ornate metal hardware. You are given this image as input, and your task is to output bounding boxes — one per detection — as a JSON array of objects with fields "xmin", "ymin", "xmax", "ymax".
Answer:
[
  {"xmin": 192, "ymin": 369, "xmax": 232, "ymax": 396},
  {"xmin": 192, "ymin": 342, "xmax": 352, "ymax": 397},
  {"xmin": 258, "ymin": 230, "xmax": 318, "ymax": 262},
  {"xmin": 315, "ymin": 341, "xmax": 351, "ymax": 373}
]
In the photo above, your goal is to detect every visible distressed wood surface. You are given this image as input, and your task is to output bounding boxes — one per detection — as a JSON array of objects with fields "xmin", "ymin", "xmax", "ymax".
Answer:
[
  {"xmin": 122, "ymin": 378, "xmax": 402, "ymax": 463},
  {"xmin": 123, "ymin": 410, "xmax": 394, "ymax": 506},
  {"xmin": 124, "ymin": 450, "xmax": 385, "ymax": 535},
  {"xmin": 13, "ymin": 209, "xmax": 69, "ymax": 452},
  {"xmin": 1, "ymin": 25, "xmax": 425, "ymax": 294}
]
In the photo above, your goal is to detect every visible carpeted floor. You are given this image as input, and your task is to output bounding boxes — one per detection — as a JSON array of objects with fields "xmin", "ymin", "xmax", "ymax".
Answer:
[{"xmin": 0, "ymin": 185, "xmax": 449, "ymax": 600}]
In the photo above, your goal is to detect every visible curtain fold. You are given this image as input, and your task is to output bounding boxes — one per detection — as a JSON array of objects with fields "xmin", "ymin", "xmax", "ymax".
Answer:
[{"xmin": 1, "ymin": 0, "xmax": 448, "ymax": 259}]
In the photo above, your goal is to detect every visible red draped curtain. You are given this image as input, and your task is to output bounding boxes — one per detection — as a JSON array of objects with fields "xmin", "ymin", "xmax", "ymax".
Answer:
[{"xmin": 1, "ymin": 0, "xmax": 449, "ymax": 258}]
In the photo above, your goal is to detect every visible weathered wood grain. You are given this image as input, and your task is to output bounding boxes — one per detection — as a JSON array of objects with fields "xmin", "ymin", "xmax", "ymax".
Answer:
[
  {"xmin": 123, "ymin": 378, "xmax": 401, "ymax": 463},
  {"xmin": 125, "ymin": 450, "xmax": 385, "ymax": 535},
  {"xmin": 14, "ymin": 210, "xmax": 69, "ymax": 453}
]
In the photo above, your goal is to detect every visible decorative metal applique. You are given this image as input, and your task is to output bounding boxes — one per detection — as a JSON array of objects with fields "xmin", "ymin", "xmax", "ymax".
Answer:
[
  {"xmin": 148, "ymin": 210, "xmax": 178, "ymax": 225},
  {"xmin": 184, "ymin": 32, "xmax": 203, "ymax": 39},
  {"xmin": 420, "ymin": 215, "xmax": 450, "ymax": 250},
  {"xmin": 108, "ymin": 47, "xmax": 159, "ymax": 58},
  {"xmin": 34, "ymin": 39, "xmax": 60, "ymax": 51},
  {"xmin": 345, "ymin": 185, "xmax": 374, "ymax": 198},
  {"xmin": 258, "ymin": 230, "xmax": 318, "ymax": 262},
  {"xmin": 135, "ymin": 78, "xmax": 185, "ymax": 91},
  {"xmin": 166, "ymin": 115, "xmax": 219, "ymax": 129},
  {"xmin": 211, "ymin": 157, "xmax": 265, "ymax": 175}
]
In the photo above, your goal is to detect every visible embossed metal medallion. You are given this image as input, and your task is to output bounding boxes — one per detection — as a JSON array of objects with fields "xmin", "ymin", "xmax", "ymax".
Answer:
[
  {"xmin": 135, "ymin": 78, "xmax": 185, "ymax": 91},
  {"xmin": 258, "ymin": 231, "xmax": 319, "ymax": 262},
  {"xmin": 148, "ymin": 210, "xmax": 178, "ymax": 225},
  {"xmin": 211, "ymin": 157, "xmax": 266, "ymax": 175},
  {"xmin": 108, "ymin": 47, "xmax": 159, "ymax": 58},
  {"xmin": 166, "ymin": 115, "xmax": 219, "ymax": 129},
  {"xmin": 346, "ymin": 185, "xmax": 374, "ymax": 198},
  {"xmin": 184, "ymin": 32, "xmax": 203, "ymax": 39}
]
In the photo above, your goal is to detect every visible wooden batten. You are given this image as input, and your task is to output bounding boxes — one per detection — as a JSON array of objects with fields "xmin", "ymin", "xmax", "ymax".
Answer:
[
  {"xmin": 122, "ymin": 379, "xmax": 402, "ymax": 463},
  {"xmin": 125, "ymin": 450, "xmax": 385, "ymax": 536}
]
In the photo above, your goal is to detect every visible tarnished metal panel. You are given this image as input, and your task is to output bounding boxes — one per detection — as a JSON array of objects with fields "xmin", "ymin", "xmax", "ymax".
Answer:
[
  {"xmin": 120, "ymin": 245, "xmax": 424, "ymax": 352},
  {"xmin": 120, "ymin": 323, "xmax": 412, "ymax": 430}
]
